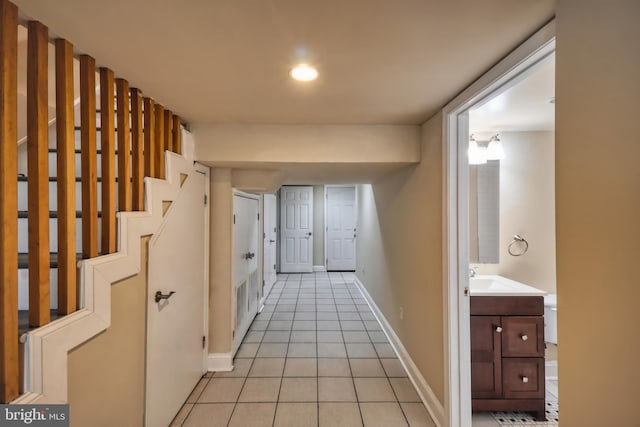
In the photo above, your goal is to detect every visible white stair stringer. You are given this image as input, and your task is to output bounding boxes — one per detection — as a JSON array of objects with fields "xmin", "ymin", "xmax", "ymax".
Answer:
[{"xmin": 14, "ymin": 130, "xmax": 200, "ymax": 404}]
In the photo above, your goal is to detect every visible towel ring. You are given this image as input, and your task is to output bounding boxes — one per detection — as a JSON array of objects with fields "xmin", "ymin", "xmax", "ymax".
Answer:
[{"xmin": 508, "ymin": 234, "xmax": 529, "ymax": 256}]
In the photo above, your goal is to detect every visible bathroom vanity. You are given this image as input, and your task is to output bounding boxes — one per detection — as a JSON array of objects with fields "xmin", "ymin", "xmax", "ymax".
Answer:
[{"xmin": 470, "ymin": 275, "xmax": 546, "ymax": 421}]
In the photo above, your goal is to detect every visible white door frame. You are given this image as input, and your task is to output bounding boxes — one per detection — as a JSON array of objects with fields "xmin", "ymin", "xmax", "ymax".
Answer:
[
  {"xmin": 196, "ymin": 164, "xmax": 211, "ymax": 373},
  {"xmin": 442, "ymin": 21, "xmax": 555, "ymax": 426},
  {"xmin": 231, "ymin": 190, "xmax": 261, "ymax": 354},
  {"xmin": 324, "ymin": 185, "xmax": 357, "ymax": 271},
  {"xmin": 261, "ymin": 193, "xmax": 277, "ymax": 305}
]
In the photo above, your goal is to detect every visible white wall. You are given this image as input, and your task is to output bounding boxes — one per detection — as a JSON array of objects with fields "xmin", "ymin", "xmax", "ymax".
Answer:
[{"xmin": 471, "ymin": 131, "xmax": 556, "ymax": 293}]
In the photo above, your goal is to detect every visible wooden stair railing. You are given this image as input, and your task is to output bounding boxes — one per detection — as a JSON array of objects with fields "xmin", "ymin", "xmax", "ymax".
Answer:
[
  {"xmin": 0, "ymin": 0, "xmax": 19, "ymax": 405},
  {"xmin": 0, "ymin": 0, "xmax": 185, "ymax": 403}
]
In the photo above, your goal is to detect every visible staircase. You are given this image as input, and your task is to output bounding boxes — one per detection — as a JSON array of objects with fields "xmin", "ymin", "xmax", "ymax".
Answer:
[
  {"xmin": 16, "ymin": 115, "xmax": 110, "ymax": 329},
  {"xmin": 1, "ymin": 1, "xmax": 184, "ymax": 403}
]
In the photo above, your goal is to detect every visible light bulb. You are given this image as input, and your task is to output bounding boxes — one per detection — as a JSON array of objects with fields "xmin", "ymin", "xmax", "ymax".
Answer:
[{"xmin": 290, "ymin": 64, "xmax": 318, "ymax": 81}]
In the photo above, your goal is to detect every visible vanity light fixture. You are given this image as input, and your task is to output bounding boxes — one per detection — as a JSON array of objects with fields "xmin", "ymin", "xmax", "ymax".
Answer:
[
  {"xmin": 486, "ymin": 134, "xmax": 506, "ymax": 160},
  {"xmin": 469, "ymin": 133, "xmax": 505, "ymax": 164},
  {"xmin": 290, "ymin": 63, "xmax": 318, "ymax": 82},
  {"xmin": 468, "ymin": 134, "xmax": 487, "ymax": 165}
]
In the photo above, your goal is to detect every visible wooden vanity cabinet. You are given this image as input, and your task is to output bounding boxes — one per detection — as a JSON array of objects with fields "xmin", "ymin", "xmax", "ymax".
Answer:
[{"xmin": 470, "ymin": 296, "xmax": 546, "ymax": 421}]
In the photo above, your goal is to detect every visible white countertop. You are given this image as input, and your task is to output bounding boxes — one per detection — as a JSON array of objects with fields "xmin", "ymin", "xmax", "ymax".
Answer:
[{"xmin": 469, "ymin": 274, "xmax": 547, "ymax": 297}]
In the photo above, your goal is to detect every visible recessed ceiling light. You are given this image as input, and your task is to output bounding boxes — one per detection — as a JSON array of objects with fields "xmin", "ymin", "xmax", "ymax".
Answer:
[{"xmin": 290, "ymin": 64, "xmax": 318, "ymax": 82}]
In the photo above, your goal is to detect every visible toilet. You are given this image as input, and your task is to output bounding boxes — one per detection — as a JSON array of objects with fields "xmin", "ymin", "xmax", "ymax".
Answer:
[{"xmin": 544, "ymin": 293, "xmax": 557, "ymax": 344}]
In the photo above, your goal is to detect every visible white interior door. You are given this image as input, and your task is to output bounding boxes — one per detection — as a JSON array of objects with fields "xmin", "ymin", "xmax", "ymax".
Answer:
[
  {"xmin": 233, "ymin": 194, "xmax": 260, "ymax": 354},
  {"xmin": 263, "ymin": 194, "xmax": 277, "ymax": 298},
  {"xmin": 326, "ymin": 186, "xmax": 357, "ymax": 271},
  {"xmin": 280, "ymin": 186, "xmax": 314, "ymax": 273},
  {"xmin": 146, "ymin": 171, "xmax": 207, "ymax": 427}
]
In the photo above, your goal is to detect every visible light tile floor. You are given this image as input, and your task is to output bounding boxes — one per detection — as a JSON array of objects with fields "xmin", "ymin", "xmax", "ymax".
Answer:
[{"xmin": 172, "ymin": 272, "xmax": 436, "ymax": 427}]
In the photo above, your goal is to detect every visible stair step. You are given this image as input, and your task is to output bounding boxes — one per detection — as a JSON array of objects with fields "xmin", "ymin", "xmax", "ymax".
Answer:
[
  {"xmin": 47, "ymin": 148, "xmax": 132, "ymax": 155},
  {"xmin": 17, "ymin": 216, "xmax": 101, "ymax": 253},
  {"xmin": 73, "ymin": 126, "xmax": 122, "ymax": 132},
  {"xmin": 18, "ymin": 181, "xmax": 103, "ymax": 212},
  {"xmin": 18, "ymin": 252, "xmax": 82, "ymax": 269},
  {"xmin": 17, "ymin": 175, "xmax": 130, "ymax": 183},
  {"xmin": 17, "ymin": 211, "xmax": 102, "ymax": 219}
]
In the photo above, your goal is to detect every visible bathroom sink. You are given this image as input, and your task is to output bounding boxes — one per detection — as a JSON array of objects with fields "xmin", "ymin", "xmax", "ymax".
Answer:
[{"xmin": 469, "ymin": 275, "xmax": 547, "ymax": 296}]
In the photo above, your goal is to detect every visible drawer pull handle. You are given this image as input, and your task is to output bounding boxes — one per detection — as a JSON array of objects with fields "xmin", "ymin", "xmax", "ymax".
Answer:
[
  {"xmin": 522, "ymin": 376, "xmax": 529, "ymax": 383},
  {"xmin": 521, "ymin": 334, "xmax": 528, "ymax": 341},
  {"xmin": 495, "ymin": 326, "xmax": 503, "ymax": 333}
]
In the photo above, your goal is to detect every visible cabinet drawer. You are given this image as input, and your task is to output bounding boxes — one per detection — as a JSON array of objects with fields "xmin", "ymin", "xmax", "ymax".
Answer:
[
  {"xmin": 502, "ymin": 317, "xmax": 544, "ymax": 357},
  {"xmin": 502, "ymin": 358, "xmax": 545, "ymax": 399}
]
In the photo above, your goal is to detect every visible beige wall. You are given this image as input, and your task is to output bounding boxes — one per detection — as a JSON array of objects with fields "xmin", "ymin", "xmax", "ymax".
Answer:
[
  {"xmin": 67, "ymin": 237, "xmax": 148, "ymax": 427},
  {"xmin": 209, "ymin": 168, "xmax": 233, "ymax": 353},
  {"xmin": 356, "ymin": 112, "xmax": 444, "ymax": 403},
  {"xmin": 556, "ymin": 1, "xmax": 640, "ymax": 425},
  {"xmin": 193, "ymin": 124, "xmax": 420, "ymax": 165},
  {"xmin": 471, "ymin": 131, "xmax": 556, "ymax": 294}
]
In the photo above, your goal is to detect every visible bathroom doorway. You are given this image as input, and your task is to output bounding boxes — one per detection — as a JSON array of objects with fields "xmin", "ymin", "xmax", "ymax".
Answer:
[
  {"xmin": 467, "ymin": 52, "xmax": 558, "ymax": 425},
  {"xmin": 442, "ymin": 21, "xmax": 557, "ymax": 426}
]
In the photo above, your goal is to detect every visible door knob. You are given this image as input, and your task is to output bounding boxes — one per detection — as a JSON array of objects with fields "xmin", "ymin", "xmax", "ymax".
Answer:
[
  {"xmin": 521, "ymin": 376, "xmax": 529, "ymax": 383},
  {"xmin": 244, "ymin": 252, "xmax": 255, "ymax": 260},
  {"xmin": 269, "ymin": 240, "xmax": 276, "ymax": 243},
  {"xmin": 495, "ymin": 326, "xmax": 503, "ymax": 333},
  {"xmin": 308, "ymin": 232, "xmax": 312, "ymax": 236},
  {"xmin": 521, "ymin": 334, "xmax": 528, "ymax": 341},
  {"xmin": 154, "ymin": 291, "xmax": 176, "ymax": 303}
]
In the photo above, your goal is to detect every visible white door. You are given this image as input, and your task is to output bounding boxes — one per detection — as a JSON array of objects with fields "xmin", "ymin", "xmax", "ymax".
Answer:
[
  {"xmin": 233, "ymin": 194, "xmax": 260, "ymax": 354},
  {"xmin": 146, "ymin": 171, "xmax": 207, "ymax": 427},
  {"xmin": 280, "ymin": 186, "xmax": 314, "ymax": 273},
  {"xmin": 263, "ymin": 194, "xmax": 277, "ymax": 298},
  {"xmin": 326, "ymin": 186, "xmax": 357, "ymax": 271}
]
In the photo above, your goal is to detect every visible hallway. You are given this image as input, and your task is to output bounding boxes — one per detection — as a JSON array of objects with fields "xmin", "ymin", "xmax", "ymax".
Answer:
[{"xmin": 172, "ymin": 272, "xmax": 435, "ymax": 426}]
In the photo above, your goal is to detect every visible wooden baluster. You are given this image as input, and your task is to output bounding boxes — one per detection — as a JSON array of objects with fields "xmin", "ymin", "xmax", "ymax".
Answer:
[
  {"xmin": 55, "ymin": 39, "xmax": 76, "ymax": 315},
  {"xmin": 116, "ymin": 79, "xmax": 131, "ymax": 212},
  {"xmin": 164, "ymin": 109, "xmax": 172, "ymax": 152},
  {"xmin": 154, "ymin": 104, "xmax": 165, "ymax": 179},
  {"xmin": 27, "ymin": 21, "xmax": 50, "ymax": 327},
  {"xmin": 0, "ymin": 0, "xmax": 19, "ymax": 404},
  {"xmin": 80, "ymin": 55, "xmax": 98, "ymax": 259},
  {"xmin": 172, "ymin": 115, "xmax": 181, "ymax": 155},
  {"xmin": 131, "ymin": 88, "xmax": 143, "ymax": 210},
  {"xmin": 100, "ymin": 68, "xmax": 116, "ymax": 254},
  {"xmin": 143, "ymin": 97, "xmax": 155, "ymax": 179}
]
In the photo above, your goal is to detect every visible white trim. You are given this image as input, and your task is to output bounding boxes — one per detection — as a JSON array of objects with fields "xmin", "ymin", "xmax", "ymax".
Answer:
[
  {"xmin": 195, "ymin": 161, "xmax": 211, "ymax": 373},
  {"xmin": 353, "ymin": 276, "xmax": 445, "ymax": 427},
  {"xmin": 233, "ymin": 189, "xmax": 260, "ymax": 200},
  {"xmin": 15, "ymin": 130, "xmax": 199, "ymax": 404},
  {"xmin": 207, "ymin": 353, "xmax": 234, "ymax": 372},
  {"xmin": 313, "ymin": 265, "xmax": 327, "ymax": 272},
  {"xmin": 442, "ymin": 20, "xmax": 556, "ymax": 426}
]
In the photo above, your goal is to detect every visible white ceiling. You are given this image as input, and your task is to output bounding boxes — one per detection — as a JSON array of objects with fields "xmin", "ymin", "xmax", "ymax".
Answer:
[
  {"xmin": 470, "ymin": 53, "xmax": 555, "ymax": 133},
  {"xmin": 13, "ymin": 0, "xmax": 554, "ymax": 125}
]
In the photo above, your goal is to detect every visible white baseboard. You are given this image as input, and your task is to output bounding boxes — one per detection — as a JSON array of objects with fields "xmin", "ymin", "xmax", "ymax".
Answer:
[
  {"xmin": 208, "ymin": 353, "xmax": 233, "ymax": 372},
  {"xmin": 353, "ymin": 276, "xmax": 445, "ymax": 427},
  {"xmin": 313, "ymin": 265, "xmax": 327, "ymax": 272}
]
